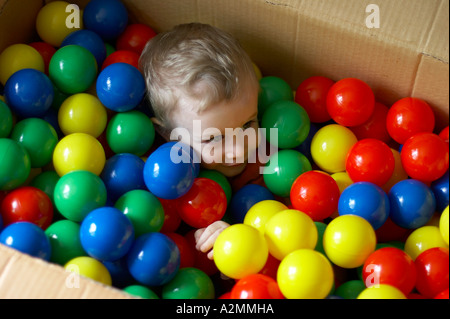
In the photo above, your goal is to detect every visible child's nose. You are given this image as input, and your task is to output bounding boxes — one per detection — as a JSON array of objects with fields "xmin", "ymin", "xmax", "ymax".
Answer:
[{"xmin": 225, "ymin": 137, "xmax": 246, "ymax": 162}]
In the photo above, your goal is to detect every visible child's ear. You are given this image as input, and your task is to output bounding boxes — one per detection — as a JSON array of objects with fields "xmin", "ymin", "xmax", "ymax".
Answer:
[{"xmin": 151, "ymin": 117, "xmax": 171, "ymax": 141}]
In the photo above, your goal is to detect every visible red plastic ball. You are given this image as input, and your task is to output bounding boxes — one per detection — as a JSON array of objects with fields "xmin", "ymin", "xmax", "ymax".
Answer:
[
  {"xmin": 116, "ymin": 23, "xmax": 157, "ymax": 55},
  {"xmin": 362, "ymin": 247, "xmax": 417, "ymax": 295},
  {"xmin": 29, "ymin": 42, "xmax": 56, "ymax": 74},
  {"xmin": 101, "ymin": 50, "xmax": 140, "ymax": 71},
  {"xmin": 346, "ymin": 138, "xmax": 395, "ymax": 186},
  {"xmin": 350, "ymin": 102, "xmax": 391, "ymax": 144},
  {"xmin": 230, "ymin": 274, "xmax": 285, "ymax": 299},
  {"xmin": 176, "ymin": 178, "xmax": 227, "ymax": 229},
  {"xmin": 295, "ymin": 76, "xmax": 334, "ymax": 123},
  {"xmin": 415, "ymin": 247, "xmax": 449, "ymax": 298},
  {"xmin": 290, "ymin": 170, "xmax": 340, "ymax": 221},
  {"xmin": 0, "ymin": 186, "xmax": 53, "ymax": 230},
  {"xmin": 401, "ymin": 132, "xmax": 449, "ymax": 183},
  {"xmin": 158, "ymin": 198, "xmax": 181, "ymax": 233},
  {"xmin": 258, "ymin": 253, "xmax": 281, "ymax": 280},
  {"xmin": 386, "ymin": 97, "xmax": 435, "ymax": 144},
  {"xmin": 165, "ymin": 232, "xmax": 195, "ymax": 269},
  {"xmin": 184, "ymin": 230, "xmax": 219, "ymax": 276},
  {"xmin": 434, "ymin": 288, "xmax": 449, "ymax": 299},
  {"xmin": 439, "ymin": 126, "xmax": 449, "ymax": 143},
  {"xmin": 326, "ymin": 78, "xmax": 375, "ymax": 127}
]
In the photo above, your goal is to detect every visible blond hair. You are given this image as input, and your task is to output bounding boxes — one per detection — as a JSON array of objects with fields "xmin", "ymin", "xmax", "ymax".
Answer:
[{"xmin": 139, "ymin": 23, "xmax": 258, "ymax": 128}]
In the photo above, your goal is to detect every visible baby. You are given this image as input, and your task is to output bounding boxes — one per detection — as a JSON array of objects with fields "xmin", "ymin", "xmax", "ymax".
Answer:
[{"xmin": 139, "ymin": 23, "xmax": 260, "ymax": 259}]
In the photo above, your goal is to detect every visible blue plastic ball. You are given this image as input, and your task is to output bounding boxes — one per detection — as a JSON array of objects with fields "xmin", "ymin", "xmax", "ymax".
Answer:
[
  {"xmin": 102, "ymin": 257, "xmax": 135, "ymax": 288},
  {"xmin": 80, "ymin": 207, "xmax": 134, "ymax": 261},
  {"xmin": 4, "ymin": 69, "xmax": 54, "ymax": 118},
  {"xmin": 126, "ymin": 232, "xmax": 180, "ymax": 286},
  {"xmin": 338, "ymin": 182, "xmax": 390, "ymax": 230},
  {"xmin": 158, "ymin": 141, "xmax": 200, "ymax": 177},
  {"xmin": 61, "ymin": 29, "xmax": 107, "ymax": 68},
  {"xmin": 293, "ymin": 122, "xmax": 319, "ymax": 163},
  {"xmin": 83, "ymin": 0, "xmax": 128, "ymax": 40},
  {"xmin": 431, "ymin": 170, "xmax": 449, "ymax": 212},
  {"xmin": 100, "ymin": 153, "xmax": 146, "ymax": 202},
  {"xmin": 143, "ymin": 142, "xmax": 196, "ymax": 199},
  {"xmin": 0, "ymin": 222, "xmax": 51, "ymax": 260},
  {"xmin": 96, "ymin": 62, "xmax": 145, "ymax": 112},
  {"xmin": 229, "ymin": 184, "xmax": 275, "ymax": 223},
  {"xmin": 388, "ymin": 179, "xmax": 436, "ymax": 229}
]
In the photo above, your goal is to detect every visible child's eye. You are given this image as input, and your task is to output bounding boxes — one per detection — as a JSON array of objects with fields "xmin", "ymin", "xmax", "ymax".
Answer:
[
  {"xmin": 243, "ymin": 120, "xmax": 257, "ymax": 130},
  {"xmin": 207, "ymin": 135, "xmax": 223, "ymax": 143}
]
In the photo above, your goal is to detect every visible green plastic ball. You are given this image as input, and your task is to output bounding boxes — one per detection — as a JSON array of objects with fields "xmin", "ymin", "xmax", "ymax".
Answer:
[
  {"xmin": 106, "ymin": 111, "xmax": 155, "ymax": 156},
  {"xmin": 0, "ymin": 100, "xmax": 13, "ymax": 138},
  {"xmin": 53, "ymin": 170, "xmax": 107, "ymax": 222},
  {"xmin": 45, "ymin": 219, "xmax": 87, "ymax": 265},
  {"xmin": 335, "ymin": 280, "xmax": 366, "ymax": 299},
  {"xmin": 10, "ymin": 118, "xmax": 58, "ymax": 168},
  {"xmin": 162, "ymin": 267, "xmax": 215, "ymax": 299},
  {"xmin": 115, "ymin": 189, "xmax": 165, "ymax": 237},
  {"xmin": 123, "ymin": 285, "xmax": 159, "ymax": 299},
  {"xmin": 258, "ymin": 76, "xmax": 294, "ymax": 118},
  {"xmin": 314, "ymin": 221, "xmax": 327, "ymax": 255},
  {"xmin": 263, "ymin": 149, "xmax": 312, "ymax": 197},
  {"xmin": 49, "ymin": 45, "xmax": 98, "ymax": 94},
  {"xmin": 261, "ymin": 100, "xmax": 310, "ymax": 149},
  {"xmin": 30, "ymin": 170, "xmax": 60, "ymax": 204},
  {"xmin": 198, "ymin": 169, "xmax": 232, "ymax": 204},
  {"xmin": 0, "ymin": 138, "xmax": 31, "ymax": 190}
]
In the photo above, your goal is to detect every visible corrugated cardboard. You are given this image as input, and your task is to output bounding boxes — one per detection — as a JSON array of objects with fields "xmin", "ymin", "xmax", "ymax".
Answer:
[{"xmin": 0, "ymin": 0, "xmax": 448, "ymax": 299}]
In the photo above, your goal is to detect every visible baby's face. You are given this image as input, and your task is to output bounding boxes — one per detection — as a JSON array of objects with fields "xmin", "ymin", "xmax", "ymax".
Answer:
[{"xmin": 169, "ymin": 86, "xmax": 259, "ymax": 177}]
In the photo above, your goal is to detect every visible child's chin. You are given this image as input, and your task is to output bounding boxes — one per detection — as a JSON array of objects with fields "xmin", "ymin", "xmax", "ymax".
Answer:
[{"xmin": 202, "ymin": 162, "xmax": 247, "ymax": 177}]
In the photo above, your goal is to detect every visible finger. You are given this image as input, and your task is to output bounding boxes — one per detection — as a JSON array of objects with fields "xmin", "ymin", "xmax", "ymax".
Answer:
[
  {"xmin": 199, "ymin": 228, "xmax": 224, "ymax": 253},
  {"xmin": 207, "ymin": 249, "xmax": 214, "ymax": 260}
]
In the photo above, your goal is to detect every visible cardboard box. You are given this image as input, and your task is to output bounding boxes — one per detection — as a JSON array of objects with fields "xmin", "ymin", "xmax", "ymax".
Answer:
[{"xmin": 0, "ymin": 0, "xmax": 448, "ymax": 299}]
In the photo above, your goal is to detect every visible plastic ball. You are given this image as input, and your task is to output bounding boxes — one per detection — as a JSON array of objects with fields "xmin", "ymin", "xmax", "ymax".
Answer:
[
  {"xmin": 49, "ymin": 45, "xmax": 98, "ymax": 95},
  {"xmin": 0, "ymin": 221, "xmax": 51, "ymax": 260},
  {"xmin": 431, "ymin": 171, "xmax": 449, "ymax": 212},
  {"xmin": 229, "ymin": 184, "xmax": 275, "ymax": 223},
  {"xmin": 334, "ymin": 280, "xmax": 366, "ymax": 299},
  {"xmin": 293, "ymin": 122, "xmax": 319, "ymax": 164},
  {"xmin": 382, "ymin": 148, "xmax": 408, "ymax": 193},
  {"xmin": 184, "ymin": 229, "xmax": 219, "ymax": 276},
  {"xmin": 28, "ymin": 42, "xmax": 57, "ymax": 75},
  {"xmin": 440, "ymin": 206, "xmax": 449, "ymax": 245},
  {"xmin": 230, "ymin": 273, "xmax": 284, "ymax": 299},
  {"xmin": 434, "ymin": 288, "xmax": 449, "ymax": 299},
  {"xmin": 198, "ymin": 169, "xmax": 233, "ymax": 204},
  {"xmin": 362, "ymin": 247, "xmax": 417, "ymax": 295},
  {"xmin": 10, "ymin": 118, "xmax": 58, "ymax": 168},
  {"xmin": 350, "ymin": 102, "xmax": 391, "ymax": 143},
  {"xmin": 290, "ymin": 170, "xmax": 340, "ymax": 221},
  {"xmin": 101, "ymin": 50, "xmax": 140, "ymax": 70},
  {"xmin": 243, "ymin": 200, "xmax": 288, "ymax": 234},
  {"xmin": 388, "ymin": 179, "xmax": 436, "ymax": 229},
  {"xmin": 0, "ymin": 44, "xmax": 45, "ymax": 86},
  {"xmin": 58, "ymin": 93, "xmax": 107, "ymax": 138},
  {"xmin": 357, "ymin": 284, "xmax": 406, "ymax": 299},
  {"xmin": 176, "ymin": 178, "xmax": 227, "ymax": 229},
  {"xmin": 261, "ymin": 100, "xmax": 310, "ymax": 149},
  {"xmin": 106, "ymin": 110, "xmax": 155, "ymax": 156},
  {"xmin": 264, "ymin": 209, "xmax": 318, "ymax": 260},
  {"xmin": 143, "ymin": 142, "xmax": 196, "ymax": 200},
  {"xmin": 102, "ymin": 258, "xmax": 134, "ymax": 288},
  {"xmin": 83, "ymin": 0, "xmax": 128, "ymax": 41},
  {"xmin": 345, "ymin": 138, "xmax": 395, "ymax": 186},
  {"xmin": 401, "ymin": 132, "xmax": 449, "ymax": 183},
  {"xmin": 294, "ymin": 75, "xmax": 334, "ymax": 123},
  {"xmin": 326, "ymin": 78, "xmax": 375, "ymax": 127},
  {"xmin": 45, "ymin": 219, "xmax": 86, "ymax": 265},
  {"xmin": 0, "ymin": 186, "xmax": 53, "ymax": 230},
  {"xmin": 53, "ymin": 170, "xmax": 107, "ymax": 222},
  {"xmin": 115, "ymin": 189, "xmax": 165, "ymax": 237},
  {"xmin": 116, "ymin": 23, "xmax": 157, "ymax": 55},
  {"xmin": 64, "ymin": 256, "xmax": 112, "ymax": 286},
  {"xmin": 101, "ymin": 153, "xmax": 146, "ymax": 202},
  {"xmin": 0, "ymin": 138, "xmax": 31, "ymax": 191},
  {"xmin": 439, "ymin": 126, "xmax": 449, "ymax": 143},
  {"xmin": 80, "ymin": 206, "xmax": 134, "ymax": 261},
  {"xmin": 61, "ymin": 29, "xmax": 107, "ymax": 68},
  {"xmin": 96, "ymin": 62, "xmax": 145, "ymax": 112},
  {"xmin": 386, "ymin": 97, "xmax": 435, "ymax": 144},
  {"xmin": 165, "ymin": 232, "xmax": 195, "ymax": 269},
  {"xmin": 159, "ymin": 198, "xmax": 182, "ymax": 233},
  {"xmin": 123, "ymin": 285, "xmax": 159, "ymax": 299},
  {"xmin": 4, "ymin": 68, "xmax": 54, "ymax": 118},
  {"xmin": 415, "ymin": 247, "xmax": 449, "ymax": 298},
  {"xmin": 277, "ymin": 249, "xmax": 334, "ymax": 299},
  {"xmin": 126, "ymin": 232, "xmax": 180, "ymax": 286},
  {"xmin": 0, "ymin": 100, "xmax": 13, "ymax": 138},
  {"xmin": 52, "ymin": 133, "xmax": 106, "ymax": 176},
  {"xmin": 404, "ymin": 226, "xmax": 449, "ymax": 260},
  {"xmin": 258, "ymin": 76, "xmax": 294, "ymax": 118},
  {"xmin": 213, "ymin": 223, "xmax": 268, "ymax": 279},
  {"xmin": 162, "ymin": 267, "xmax": 215, "ymax": 299},
  {"xmin": 263, "ymin": 150, "xmax": 312, "ymax": 198},
  {"xmin": 310, "ymin": 124, "xmax": 358, "ymax": 173},
  {"xmin": 338, "ymin": 182, "xmax": 390, "ymax": 230},
  {"xmin": 323, "ymin": 215, "xmax": 377, "ymax": 268}
]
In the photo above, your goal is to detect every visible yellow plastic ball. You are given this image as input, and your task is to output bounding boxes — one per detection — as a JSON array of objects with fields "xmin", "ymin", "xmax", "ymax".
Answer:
[
  {"xmin": 311, "ymin": 124, "xmax": 358, "ymax": 173},
  {"xmin": 277, "ymin": 249, "xmax": 334, "ymax": 299},
  {"xmin": 440, "ymin": 206, "xmax": 449, "ymax": 245},
  {"xmin": 58, "ymin": 93, "xmax": 107, "ymax": 137},
  {"xmin": 0, "ymin": 44, "xmax": 45, "ymax": 85},
  {"xmin": 64, "ymin": 256, "xmax": 112, "ymax": 286},
  {"xmin": 53, "ymin": 133, "xmax": 106, "ymax": 176},
  {"xmin": 252, "ymin": 62, "xmax": 263, "ymax": 80},
  {"xmin": 404, "ymin": 226, "xmax": 449, "ymax": 260},
  {"xmin": 357, "ymin": 284, "xmax": 406, "ymax": 299},
  {"xmin": 264, "ymin": 209, "xmax": 318, "ymax": 260},
  {"xmin": 323, "ymin": 214, "xmax": 377, "ymax": 268},
  {"xmin": 243, "ymin": 200, "xmax": 288, "ymax": 234},
  {"xmin": 213, "ymin": 223, "xmax": 268, "ymax": 279},
  {"xmin": 36, "ymin": 1, "xmax": 83, "ymax": 47},
  {"xmin": 331, "ymin": 171, "xmax": 353, "ymax": 193},
  {"xmin": 382, "ymin": 148, "xmax": 408, "ymax": 192}
]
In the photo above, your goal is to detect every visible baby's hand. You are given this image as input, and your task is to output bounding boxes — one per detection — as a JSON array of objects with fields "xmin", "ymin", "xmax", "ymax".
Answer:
[{"xmin": 194, "ymin": 221, "xmax": 230, "ymax": 260}]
